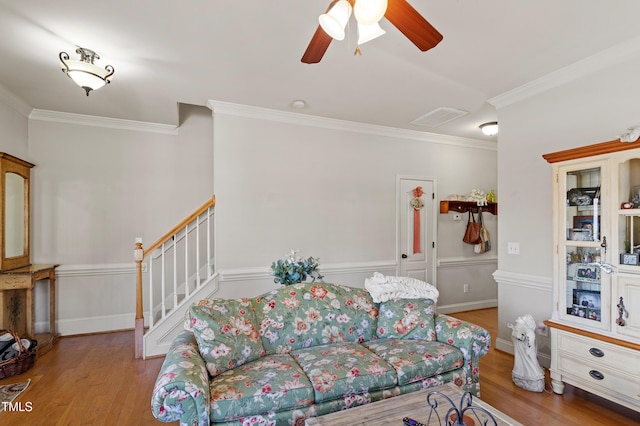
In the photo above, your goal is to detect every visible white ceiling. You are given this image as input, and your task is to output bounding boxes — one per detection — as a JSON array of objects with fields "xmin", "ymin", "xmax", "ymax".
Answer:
[{"xmin": 2, "ymin": 1, "xmax": 640, "ymax": 141}]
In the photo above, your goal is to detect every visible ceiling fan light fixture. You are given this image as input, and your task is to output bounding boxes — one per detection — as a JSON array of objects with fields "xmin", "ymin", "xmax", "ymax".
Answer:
[
  {"xmin": 480, "ymin": 121, "xmax": 499, "ymax": 136},
  {"xmin": 357, "ymin": 21, "xmax": 386, "ymax": 45},
  {"xmin": 319, "ymin": 0, "xmax": 352, "ymax": 41},
  {"xmin": 353, "ymin": 0, "xmax": 388, "ymax": 25},
  {"xmin": 59, "ymin": 47, "xmax": 114, "ymax": 96}
]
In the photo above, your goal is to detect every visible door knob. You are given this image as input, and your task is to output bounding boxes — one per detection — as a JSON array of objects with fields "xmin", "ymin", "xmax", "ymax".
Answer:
[{"xmin": 401, "ymin": 254, "xmax": 408, "ymax": 259}]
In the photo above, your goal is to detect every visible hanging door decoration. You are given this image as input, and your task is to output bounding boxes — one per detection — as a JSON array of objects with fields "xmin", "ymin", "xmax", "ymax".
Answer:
[{"xmin": 410, "ymin": 186, "xmax": 424, "ymax": 254}]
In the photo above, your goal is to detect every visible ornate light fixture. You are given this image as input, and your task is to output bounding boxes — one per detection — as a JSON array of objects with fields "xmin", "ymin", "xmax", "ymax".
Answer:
[
  {"xmin": 319, "ymin": 0, "xmax": 388, "ymax": 46},
  {"xmin": 479, "ymin": 121, "xmax": 499, "ymax": 136},
  {"xmin": 59, "ymin": 47, "xmax": 115, "ymax": 96}
]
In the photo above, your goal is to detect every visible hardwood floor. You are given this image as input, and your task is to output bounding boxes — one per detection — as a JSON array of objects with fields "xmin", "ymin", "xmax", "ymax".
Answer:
[
  {"xmin": 0, "ymin": 331, "xmax": 165, "ymax": 425},
  {"xmin": 0, "ymin": 308, "xmax": 638, "ymax": 425},
  {"xmin": 453, "ymin": 308, "xmax": 640, "ymax": 425}
]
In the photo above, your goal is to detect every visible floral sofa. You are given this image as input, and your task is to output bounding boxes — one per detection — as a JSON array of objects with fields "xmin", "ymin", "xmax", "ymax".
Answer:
[{"xmin": 151, "ymin": 282, "xmax": 490, "ymax": 426}]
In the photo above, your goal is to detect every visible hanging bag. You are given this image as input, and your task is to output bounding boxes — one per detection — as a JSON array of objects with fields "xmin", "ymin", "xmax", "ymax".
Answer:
[
  {"xmin": 462, "ymin": 210, "xmax": 482, "ymax": 245},
  {"xmin": 474, "ymin": 208, "xmax": 492, "ymax": 253}
]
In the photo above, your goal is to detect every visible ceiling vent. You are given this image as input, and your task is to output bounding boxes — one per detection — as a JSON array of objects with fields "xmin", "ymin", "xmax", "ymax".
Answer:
[{"xmin": 411, "ymin": 107, "xmax": 468, "ymax": 127}]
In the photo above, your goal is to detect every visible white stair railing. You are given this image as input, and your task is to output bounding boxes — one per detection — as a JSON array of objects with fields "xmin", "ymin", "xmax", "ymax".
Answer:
[{"xmin": 134, "ymin": 195, "xmax": 215, "ymax": 358}]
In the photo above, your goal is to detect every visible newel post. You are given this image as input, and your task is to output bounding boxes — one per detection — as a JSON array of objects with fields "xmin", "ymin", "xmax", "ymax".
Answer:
[{"xmin": 134, "ymin": 238, "xmax": 144, "ymax": 359}]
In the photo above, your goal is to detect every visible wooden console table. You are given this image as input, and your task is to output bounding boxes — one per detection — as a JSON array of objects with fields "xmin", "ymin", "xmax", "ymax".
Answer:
[{"xmin": 0, "ymin": 264, "xmax": 59, "ymax": 356}]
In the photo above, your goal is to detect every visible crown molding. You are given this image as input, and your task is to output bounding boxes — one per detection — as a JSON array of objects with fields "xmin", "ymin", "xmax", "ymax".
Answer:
[
  {"xmin": 489, "ymin": 35, "xmax": 640, "ymax": 109},
  {"xmin": 207, "ymin": 100, "xmax": 497, "ymax": 151},
  {"xmin": 0, "ymin": 82, "xmax": 32, "ymax": 117},
  {"xmin": 29, "ymin": 109, "xmax": 179, "ymax": 135}
]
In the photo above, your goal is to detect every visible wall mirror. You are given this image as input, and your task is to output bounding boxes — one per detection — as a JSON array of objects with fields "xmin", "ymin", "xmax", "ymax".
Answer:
[{"xmin": 0, "ymin": 153, "xmax": 35, "ymax": 271}]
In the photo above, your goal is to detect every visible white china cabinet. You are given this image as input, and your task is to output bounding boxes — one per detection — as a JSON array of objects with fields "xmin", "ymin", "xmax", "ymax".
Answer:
[{"xmin": 544, "ymin": 140, "xmax": 640, "ymax": 413}]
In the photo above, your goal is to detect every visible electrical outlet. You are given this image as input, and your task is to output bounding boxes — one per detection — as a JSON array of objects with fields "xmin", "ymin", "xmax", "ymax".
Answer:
[
  {"xmin": 463, "ymin": 284, "xmax": 469, "ymax": 293},
  {"xmin": 507, "ymin": 242, "xmax": 520, "ymax": 255}
]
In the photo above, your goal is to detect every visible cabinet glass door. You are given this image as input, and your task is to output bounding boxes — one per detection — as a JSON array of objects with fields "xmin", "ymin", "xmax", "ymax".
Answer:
[{"xmin": 560, "ymin": 164, "xmax": 610, "ymax": 329}]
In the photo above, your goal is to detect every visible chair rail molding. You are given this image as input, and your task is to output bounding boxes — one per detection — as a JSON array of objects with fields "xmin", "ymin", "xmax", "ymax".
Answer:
[
  {"xmin": 492, "ymin": 269, "xmax": 552, "ymax": 292},
  {"xmin": 437, "ymin": 256, "xmax": 498, "ymax": 268},
  {"xmin": 56, "ymin": 262, "xmax": 146, "ymax": 277},
  {"xmin": 220, "ymin": 260, "xmax": 398, "ymax": 283}
]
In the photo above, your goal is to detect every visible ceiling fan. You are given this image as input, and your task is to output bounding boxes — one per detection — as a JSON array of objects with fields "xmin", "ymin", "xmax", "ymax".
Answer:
[{"xmin": 301, "ymin": 0, "xmax": 443, "ymax": 64}]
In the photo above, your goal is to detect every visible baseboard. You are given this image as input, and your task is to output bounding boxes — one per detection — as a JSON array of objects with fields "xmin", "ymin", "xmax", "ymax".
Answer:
[
  {"xmin": 46, "ymin": 312, "xmax": 150, "ymax": 336},
  {"xmin": 496, "ymin": 336, "xmax": 551, "ymax": 369},
  {"xmin": 438, "ymin": 299, "xmax": 498, "ymax": 315}
]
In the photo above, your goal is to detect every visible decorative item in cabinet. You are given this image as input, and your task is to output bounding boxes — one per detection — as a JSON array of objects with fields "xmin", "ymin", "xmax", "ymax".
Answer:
[
  {"xmin": 617, "ymin": 210, "xmax": 640, "ymax": 266},
  {"xmin": 567, "ymin": 186, "xmax": 600, "ymax": 206}
]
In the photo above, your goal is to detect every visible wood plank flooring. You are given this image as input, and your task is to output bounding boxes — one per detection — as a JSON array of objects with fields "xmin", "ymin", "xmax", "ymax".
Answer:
[
  {"xmin": 0, "ymin": 308, "xmax": 638, "ymax": 425},
  {"xmin": 453, "ymin": 308, "xmax": 640, "ymax": 425}
]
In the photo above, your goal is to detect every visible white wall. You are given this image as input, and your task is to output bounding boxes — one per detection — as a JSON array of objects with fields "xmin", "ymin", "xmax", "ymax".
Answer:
[
  {"xmin": 210, "ymin": 103, "xmax": 498, "ymax": 309},
  {"xmin": 0, "ymin": 90, "xmax": 28, "ymax": 157},
  {"xmin": 1, "ymin": 95, "xmax": 498, "ymax": 336},
  {"xmin": 25, "ymin": 104, "xmax": 213, "ymax": 334},
  {"xmin": 493, "ymin": 52, "xmax": 640, "ymax": 360}
]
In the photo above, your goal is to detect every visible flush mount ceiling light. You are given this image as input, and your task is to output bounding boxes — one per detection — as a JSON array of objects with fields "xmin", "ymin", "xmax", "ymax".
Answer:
[
  {"xmin": 479, "ymin": 121, "xmax": 499, "ymax": 136},
  {"xmin": 59, "ymin": 47, "xmax": 115, "ymax": 96}
]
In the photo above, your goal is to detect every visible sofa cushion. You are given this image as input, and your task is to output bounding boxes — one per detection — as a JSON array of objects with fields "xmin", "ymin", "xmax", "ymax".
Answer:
[
  {"xmin": 186, "ymin": 298, "xmax": 265, "ymax": 376},
  {"xmin": 209, "ymin": 354, "xmax": 314, "ymax": 422},
  {"xmin": 291, "ymin": 342, "xmax": 397, "ymax": 403},
  {"xmin": 364, "ymin": 339, "xmax": 464, "ymax": 386},
  {"xmin": 375, "ymin": 298, "xmax": 436, "ymax": 340},
  {"xmin": 253, "ymin": 282, "xmax": 379, "ymax": 354}
]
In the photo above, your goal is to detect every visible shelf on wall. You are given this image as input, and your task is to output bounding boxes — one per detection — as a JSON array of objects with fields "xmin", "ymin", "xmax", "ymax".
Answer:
[{"xmin": 439, "ymin": 200, "xmax": 498, "ymax": 215}]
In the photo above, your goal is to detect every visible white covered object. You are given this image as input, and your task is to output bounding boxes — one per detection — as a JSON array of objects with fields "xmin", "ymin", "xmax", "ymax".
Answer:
[
  {"xmin": 364, "ymin": 272, "xmax": 439, "ymax": 303},
  {"xmin": 508, "ymin": 314, "xmax": 545, "ymax": 392}
]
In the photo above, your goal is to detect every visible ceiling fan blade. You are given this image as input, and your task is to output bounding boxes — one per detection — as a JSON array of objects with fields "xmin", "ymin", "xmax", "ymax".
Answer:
[
  {"xmin": 385, "ymin": 0, "xmax": 443, "ymax": 51},
  {"xmin": 301, "ymin": 25, "xmax": 333, "ymax": 64}
]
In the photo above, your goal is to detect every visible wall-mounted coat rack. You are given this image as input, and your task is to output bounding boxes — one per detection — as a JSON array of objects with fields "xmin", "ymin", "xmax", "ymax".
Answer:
[{"xmin": 439, "ymin": 200, "xmax": 498, "ymax": 215}]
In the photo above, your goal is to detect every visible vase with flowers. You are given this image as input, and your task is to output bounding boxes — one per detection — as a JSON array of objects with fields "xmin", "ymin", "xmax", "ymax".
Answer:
[{"xmin": 271, "ymin": 250, "xmax": 324, "ymax": 285}]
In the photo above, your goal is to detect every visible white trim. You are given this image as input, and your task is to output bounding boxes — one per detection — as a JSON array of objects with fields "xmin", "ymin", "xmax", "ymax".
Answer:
[
  {"xmin": 29, "ymin": 109, "xmax": 179, "ymax": 135},
  {"xmin": 220, "ymin": 261, "xmax": 398, "ymax": 282},
  {"xmin": 54, "ymin": 312, "xmax": 146, "ymax": 336},
  {"xmin": 207, "ymin": 100, "xmax": 496, "ymax": 151},
  {"xmin": 489, "ymin": 35, "xmax": 640, "ymax": 109},
  {"xmin": 437, "ymin": 256, "xmax": 498, "ymax": 268},
  {"xmin": 438, "ymin": 299, "xmax": 498, "ymax": 315},
  {"xmin": 0, "ymin": 82, "xmax": 32, "ymax": 117},
  {"xmin": 492, "ymin": 269, "xmax": 552, "ymax": 292},
  {"xmin": 495, "ymin": 336, "xmax": 551, "ymax": 369},
  {"xmin": 55, "ymin": 262, "xmax": 146, "ymax": 277}
]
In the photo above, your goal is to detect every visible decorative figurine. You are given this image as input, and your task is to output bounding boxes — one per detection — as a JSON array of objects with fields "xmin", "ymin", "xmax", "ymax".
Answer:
[{"xmin": 616, "ymin": 297, "xmax": 629, "ymax": 327}]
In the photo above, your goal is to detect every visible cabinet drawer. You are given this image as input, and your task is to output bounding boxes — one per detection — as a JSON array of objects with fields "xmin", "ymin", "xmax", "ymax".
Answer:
[
  {"xmin": 0, "ymin": 276, "xmax": 30, "ymax": 290},
  {"xmin": 557, "ymin": 354, "xmax": 640, "ymax": 401},
  {"xmin": 557, "ymin": 332, "xmax": 640, "ymax": 376}
]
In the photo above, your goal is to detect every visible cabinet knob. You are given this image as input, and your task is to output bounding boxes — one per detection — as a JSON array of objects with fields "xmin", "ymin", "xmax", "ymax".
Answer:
[
  {"xmin": 589, "ymin": 347, "xmax": 604, "ymax": 357},
  {"xmin": 589, "ymin": 370, "xmax": 605, "ymax": 381}
]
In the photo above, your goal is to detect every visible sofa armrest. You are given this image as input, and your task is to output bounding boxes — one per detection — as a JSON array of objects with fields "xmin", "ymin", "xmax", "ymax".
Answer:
[
  {"xmin": 435, "ymin": 314, "xmax": 491, "ymax": 396},
  {"xmin": 435, "ymin": 314, "xmax": 491, "ymax": 360},
  {"xmin": 151, "ymin": 330, "xmax": 210, "ymax": 426}
]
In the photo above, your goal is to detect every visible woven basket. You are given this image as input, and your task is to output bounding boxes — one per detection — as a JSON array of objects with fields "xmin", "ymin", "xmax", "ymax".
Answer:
[{"xmin": 0, "ymin": 329, "xmax": 36, "ymax": 379}]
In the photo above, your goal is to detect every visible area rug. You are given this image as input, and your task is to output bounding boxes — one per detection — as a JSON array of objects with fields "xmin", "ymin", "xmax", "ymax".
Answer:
[{"xmin": 0, "ymin": 379, "xmax": 30, "ymax": 412}]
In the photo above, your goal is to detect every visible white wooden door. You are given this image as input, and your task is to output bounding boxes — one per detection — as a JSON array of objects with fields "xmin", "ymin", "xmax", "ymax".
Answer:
[{"xmin": 398, "ymin": 177, "xmax": 436, "ymax": 285}]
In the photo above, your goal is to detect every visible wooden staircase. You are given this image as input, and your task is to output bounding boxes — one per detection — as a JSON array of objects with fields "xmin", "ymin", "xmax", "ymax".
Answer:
[{"xmin": 134, "ymin": 196, "xmax": 217, "ymax": 358}]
